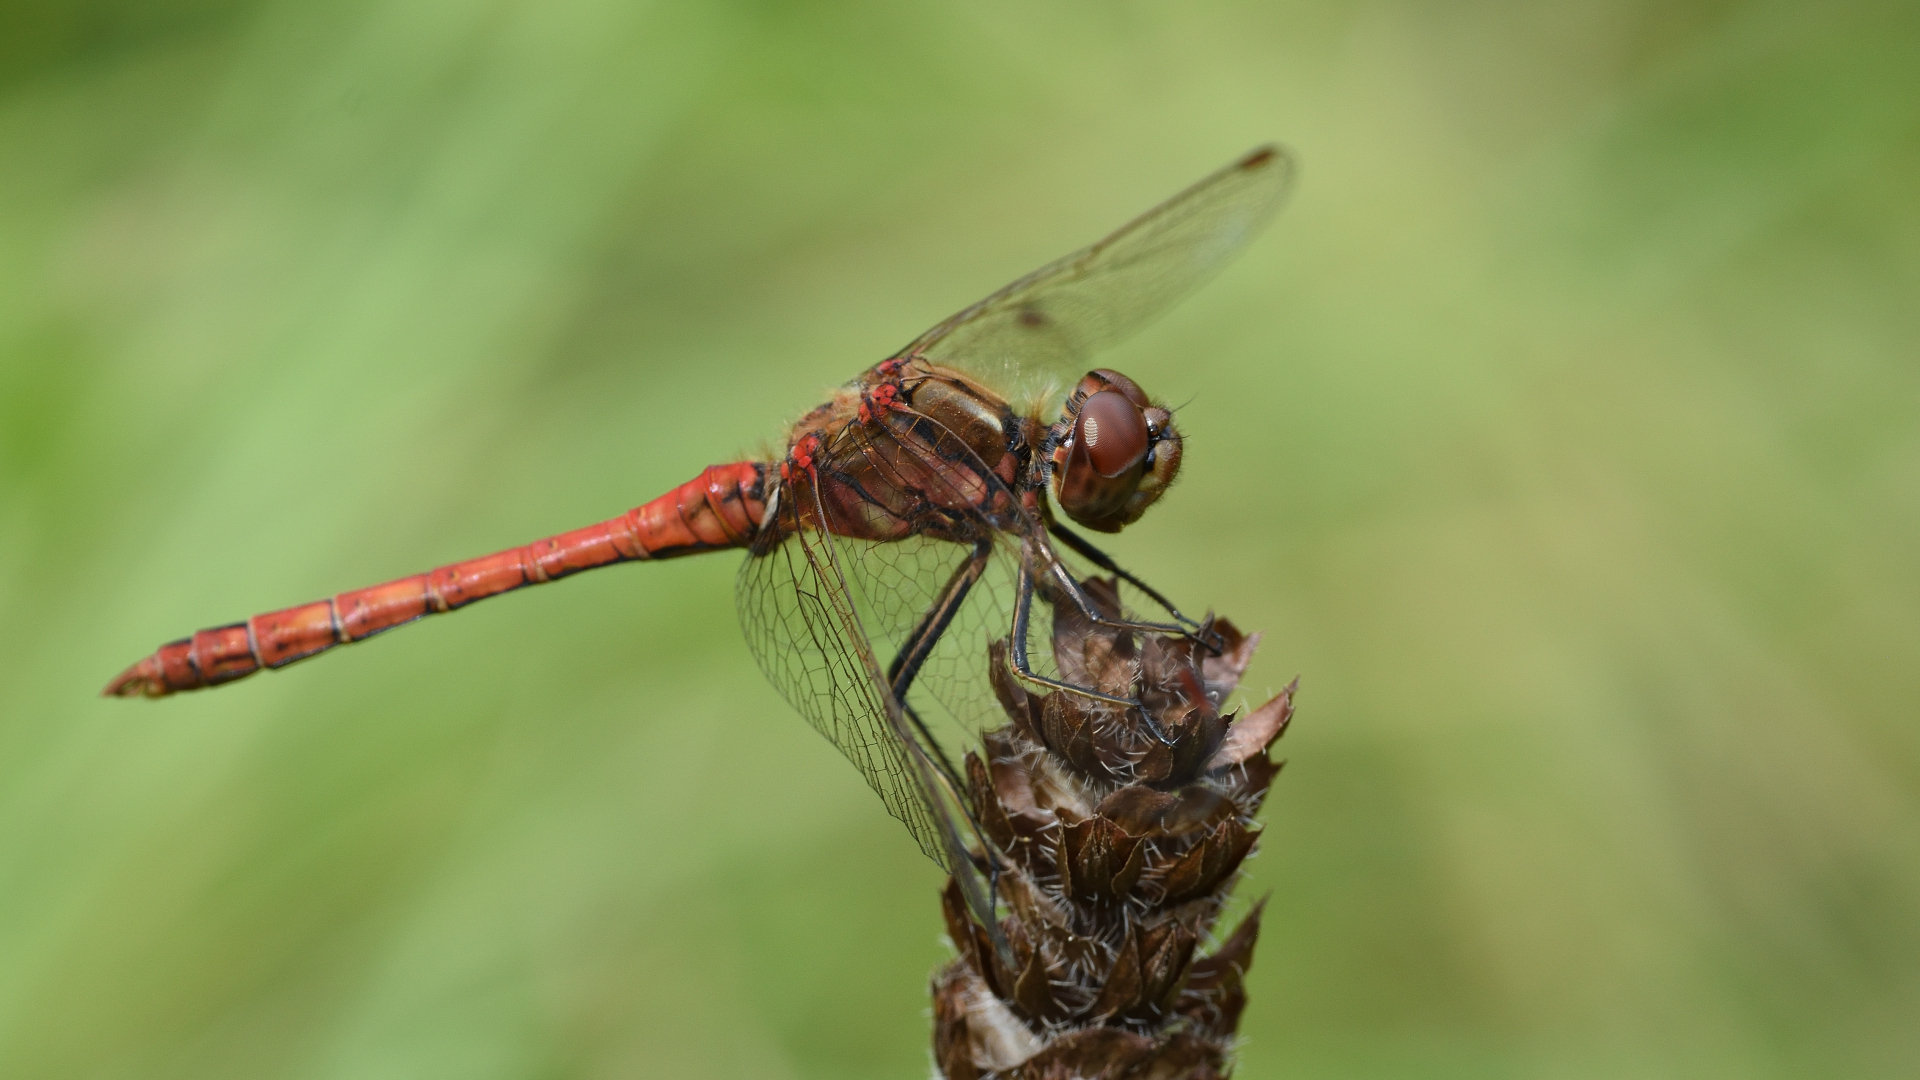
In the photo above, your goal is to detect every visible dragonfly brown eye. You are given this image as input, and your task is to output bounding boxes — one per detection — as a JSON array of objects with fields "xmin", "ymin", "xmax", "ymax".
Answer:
[{"xmin": 1077, "ymin": 391, "xmax": 1148, "ymax": 477}]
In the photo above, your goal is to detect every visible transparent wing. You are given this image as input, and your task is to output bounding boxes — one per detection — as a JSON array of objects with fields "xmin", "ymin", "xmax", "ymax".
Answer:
[
  {"xmin": 896, "ymin": 145, "xmax": 1295, "ymax": 403},
  {"xmin": 736, "ymin": 470, "xmax": 1016, "ymax": 953},
  {"xmin": 844, "ymin": 531, "xmax": 1033, "ymax": 770},
  {"xmin": 737, "ymin": 509, "xmax": 948, "ymax": 862},
  {"xmin": 736, "ymin": 394, "xmax": 1150, "ymax": 957}
]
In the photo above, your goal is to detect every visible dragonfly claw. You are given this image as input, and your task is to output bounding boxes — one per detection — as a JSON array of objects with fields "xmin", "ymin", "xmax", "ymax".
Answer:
[
  {"xmin": 1132, "ymin": 699, "xmax": 1177, "ymax": 747},
  {"xmin": 1187, "ymin": 620, "xmax": 1226, "ymax": 656}
]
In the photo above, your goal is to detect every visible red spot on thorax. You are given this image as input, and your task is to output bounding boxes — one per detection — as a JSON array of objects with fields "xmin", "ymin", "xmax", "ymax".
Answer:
[
  {"xmin": 788, "ymin": 432, "xmax": 821, "ymax": 474},
  {"xmin": 859, "ymin": 379, "xmax": 902, "ymax": 425}
]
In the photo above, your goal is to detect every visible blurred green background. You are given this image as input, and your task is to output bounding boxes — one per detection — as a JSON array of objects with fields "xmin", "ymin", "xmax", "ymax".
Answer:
[{"xmin": 3, "ymin": 1, "xmax": 1917, "ymax": 1077}]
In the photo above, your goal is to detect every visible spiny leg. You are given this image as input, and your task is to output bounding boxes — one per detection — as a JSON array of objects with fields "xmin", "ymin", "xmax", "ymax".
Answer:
[
  {"xmin": 1044, "ymin": 517, "xmax": 1223, "ymax": 653},
  {"xmin": 1037, "ymin": 550, "xmax": 1199, "ymax": 645},
  {"xmin": 885, "ymin": 539, "xmax": 994, "ymax": 795},
  {"xmin": 1017, "ymin": 516, "xmax": 1196, "ymax": 642},
  {"xmin": 883, "ymin": 539, "xmax": 1014, "ymax": 916},
  {"xmin": 1010, "ymin": 561, "xmax": 1175, "ymax": 746}
]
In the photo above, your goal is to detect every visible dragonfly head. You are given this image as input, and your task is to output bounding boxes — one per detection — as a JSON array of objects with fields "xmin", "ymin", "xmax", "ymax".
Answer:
[{"xmin": 1048, "ymin": 369, "xmax": 1183, "ymax": 533}]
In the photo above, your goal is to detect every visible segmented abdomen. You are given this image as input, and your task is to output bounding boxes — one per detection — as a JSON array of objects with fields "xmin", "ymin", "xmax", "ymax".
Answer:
[{"xmin": 105, "ymin": 462, "xmax": 768, "ymax": 698}]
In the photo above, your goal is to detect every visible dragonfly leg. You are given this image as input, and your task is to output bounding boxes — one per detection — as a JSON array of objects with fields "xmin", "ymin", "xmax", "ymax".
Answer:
[
  {"xmin": 886, "ymin": 539, "xmax": 994, "ymax": 796},
  {"xmin": 1044, "ymin": 518, "xmax": 1224, "ymax": 653},
  {"xmin": 885, "ymin": 539, "xmax": 1015, "ymax": 936},
  {"xmin": 1012, "ymin": 562, "xmax": 1175, "ymax": 746},
  {"xmin": 1042, "ymin": 556, "xmax": 1197, "ymax": 642}
]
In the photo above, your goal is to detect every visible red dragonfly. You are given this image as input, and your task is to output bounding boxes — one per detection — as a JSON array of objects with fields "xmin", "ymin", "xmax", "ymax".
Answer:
[{"xmin": 106, "ymin": 146, "xmax": 1294, "ymax": 949}]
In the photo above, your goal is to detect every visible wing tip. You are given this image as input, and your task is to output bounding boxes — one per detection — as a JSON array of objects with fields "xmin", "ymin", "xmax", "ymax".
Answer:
[
  {"xmin": 1235, "ymin": 143, "xmax": 1298, "ymax": 215},
  {"xmin": 1238, "ymin": 143, "xmax": 1297, "ymax": 181}
]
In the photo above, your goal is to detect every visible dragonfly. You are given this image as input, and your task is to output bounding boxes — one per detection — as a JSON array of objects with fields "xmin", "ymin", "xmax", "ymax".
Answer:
[{"xmin": 105, "ymin": 145, "xmax": 1295, "ymax": 955}]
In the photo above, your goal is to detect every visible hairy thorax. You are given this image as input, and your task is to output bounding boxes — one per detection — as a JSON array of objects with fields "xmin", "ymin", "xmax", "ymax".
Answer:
[{"xmin": 777, "ymin": 361, "xmax": 1036, "ymax": 546}]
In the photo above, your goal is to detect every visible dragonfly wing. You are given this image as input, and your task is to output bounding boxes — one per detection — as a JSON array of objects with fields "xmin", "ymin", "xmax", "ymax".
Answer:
[
  {"xmin": 896, "ymin": 145, "xmax": 1295, "ymax": 402},
  {"xmin": 799, "ymin": 417, "xmax": 1059, "ymax": 754},
  {"xmin": 738, "ymin": 512, "xmax": 944, "ymax": 860},
  {"xmin": 737, "ymin": 484, "xmax": 1010, "ymax": 954},
  {"xmin": 854, "ymin": 534, "xmax": 1031, "ymax": 749}
]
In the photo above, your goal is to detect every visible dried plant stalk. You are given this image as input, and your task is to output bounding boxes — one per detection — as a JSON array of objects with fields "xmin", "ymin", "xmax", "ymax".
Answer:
[{"xmin": 933, "ymin": 579, "xmax": 1294, "ymax": 1080}]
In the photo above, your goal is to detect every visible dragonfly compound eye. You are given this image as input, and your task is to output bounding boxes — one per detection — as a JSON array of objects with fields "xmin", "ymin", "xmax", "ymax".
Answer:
[
  {"xmin": 1052, "ymin": 389, "xmax": 1159, "ymax": 532},
  {"xmin": 1077, "ymin": 391, "xmax": 1149, "ymax": 478}
]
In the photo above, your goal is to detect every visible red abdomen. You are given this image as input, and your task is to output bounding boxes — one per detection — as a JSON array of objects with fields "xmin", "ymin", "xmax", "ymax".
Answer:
[{"xmin": 105, "ymin": 463, "xmax": 768, "ymax": 698}]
